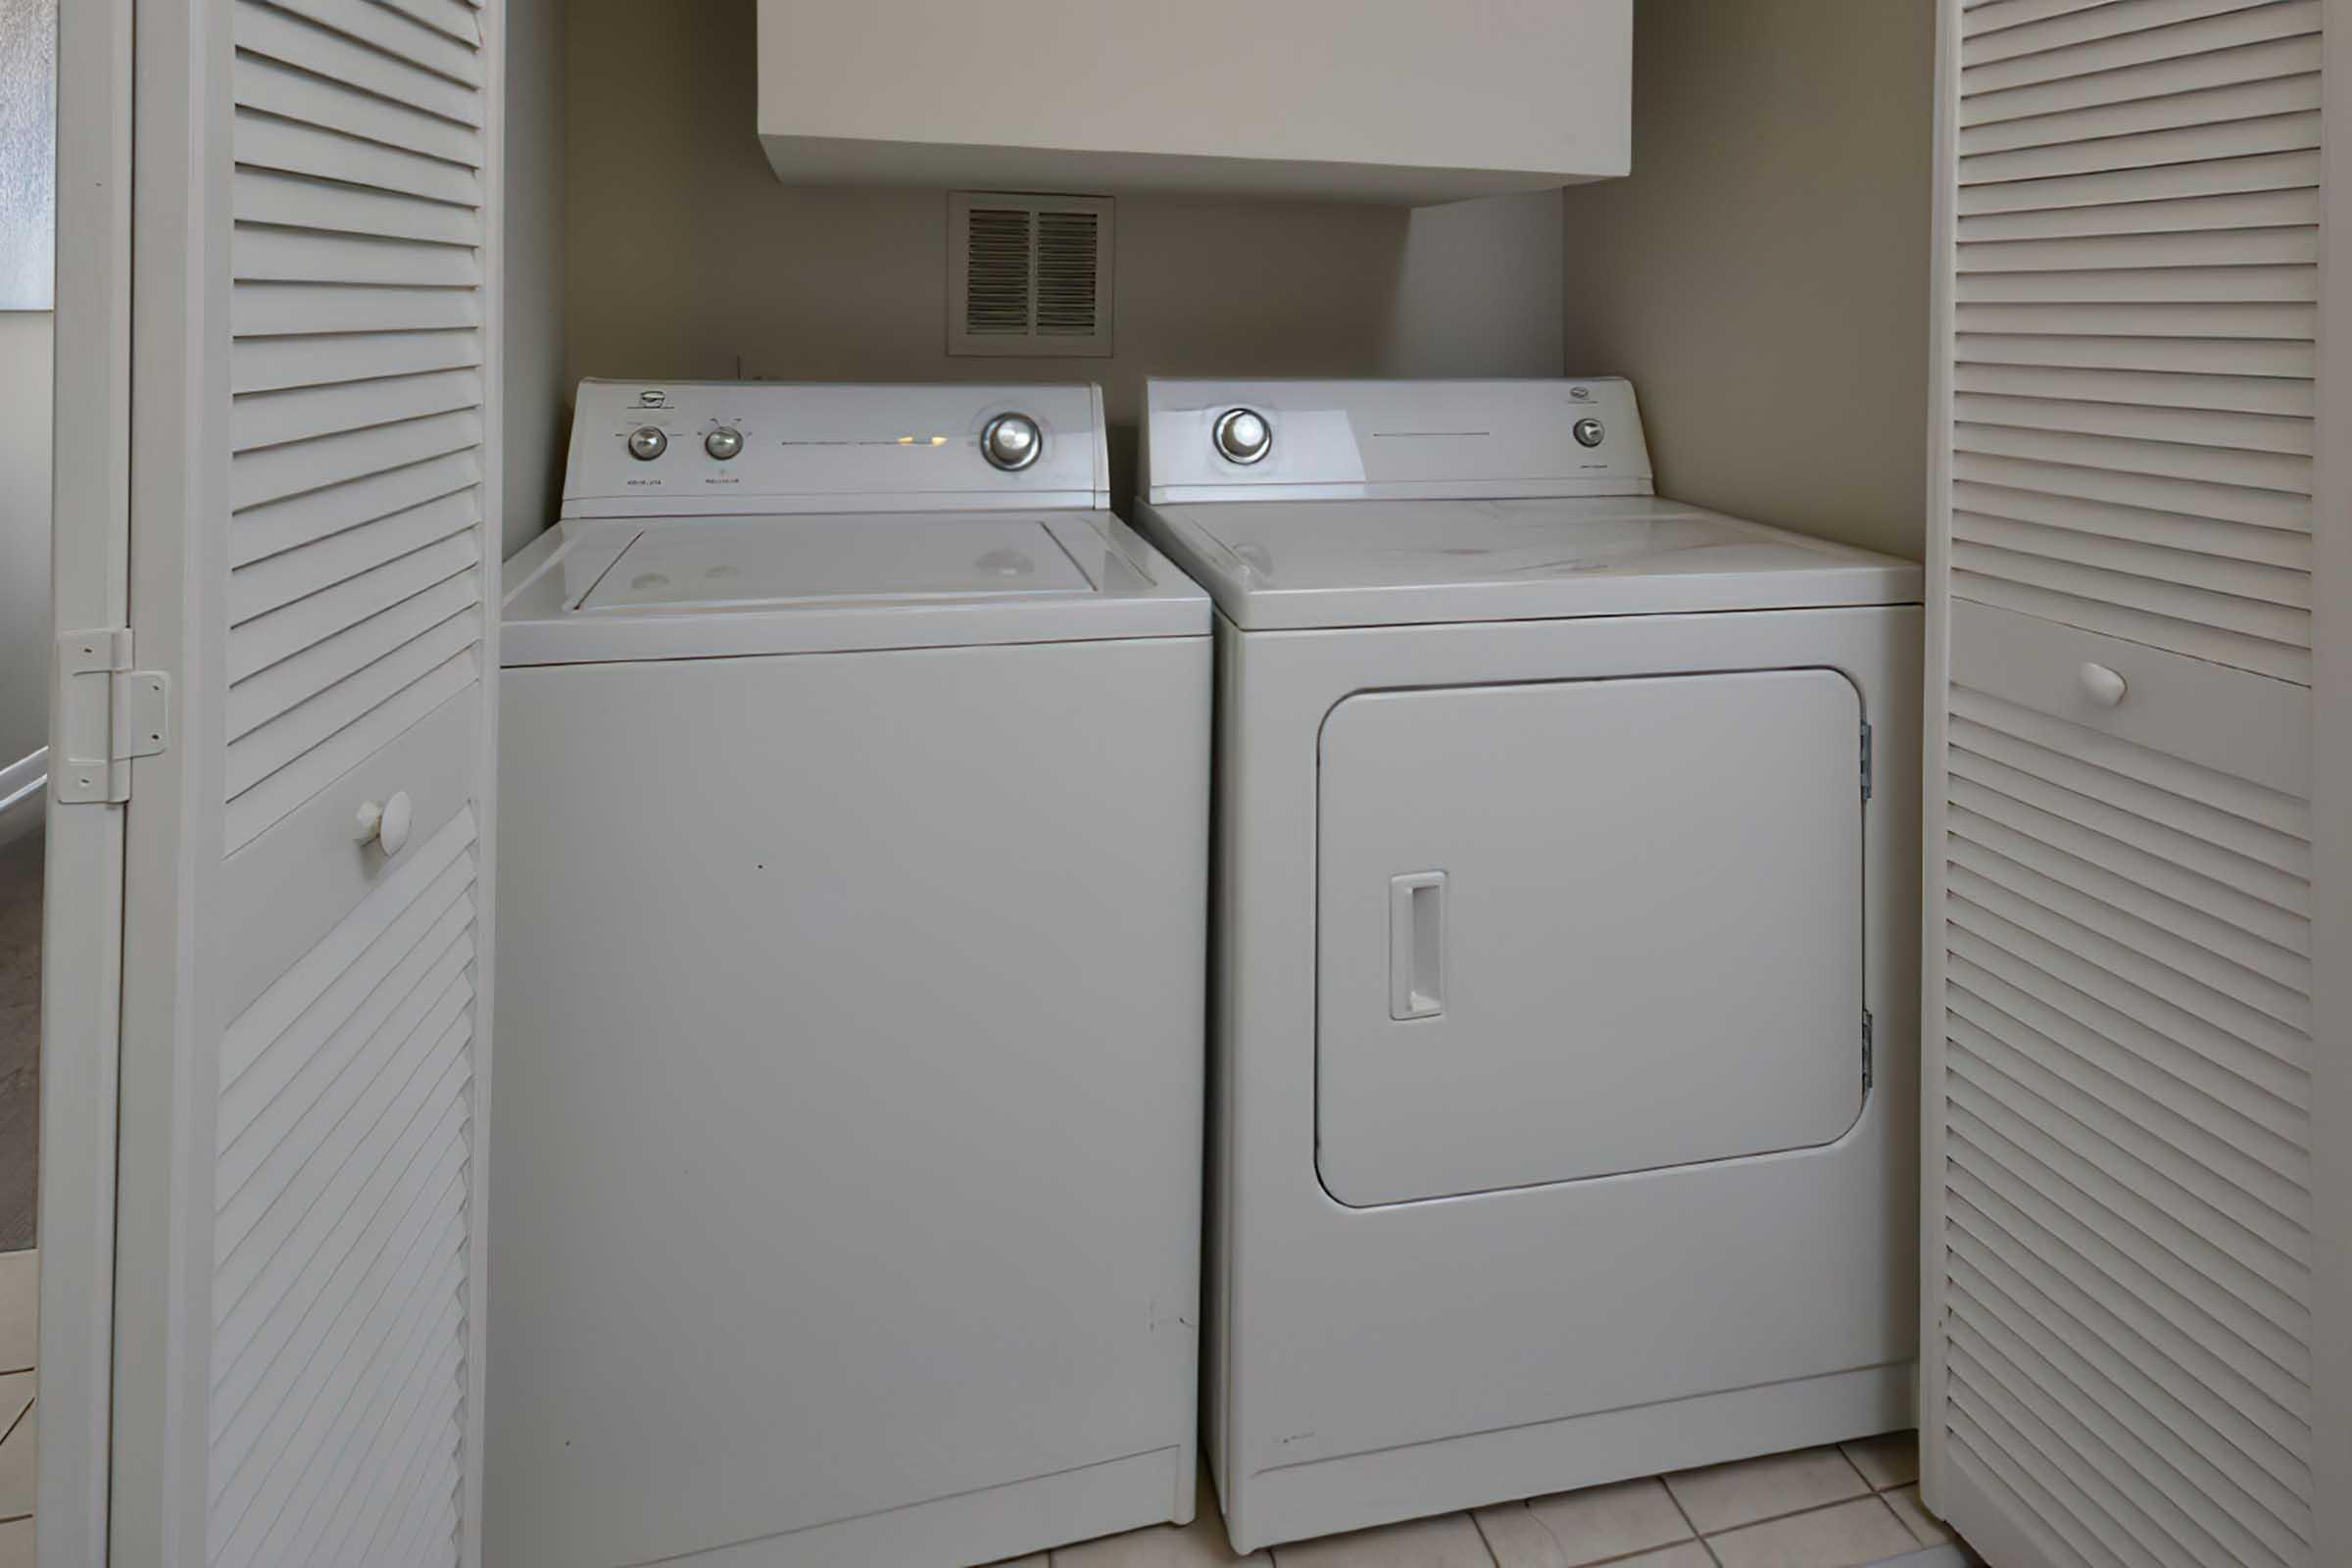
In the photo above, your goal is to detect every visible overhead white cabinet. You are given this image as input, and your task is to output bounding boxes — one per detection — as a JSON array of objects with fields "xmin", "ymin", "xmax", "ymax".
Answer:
[{"xmin": 755, "ymin": 0, "xmax": 1631, "ymax": 204}]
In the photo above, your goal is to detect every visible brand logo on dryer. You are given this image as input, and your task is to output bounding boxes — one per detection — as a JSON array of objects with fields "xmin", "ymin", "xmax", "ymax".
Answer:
[{"xmin": 637, "ymin": 389, "xmax": 670, "ymax": 409}]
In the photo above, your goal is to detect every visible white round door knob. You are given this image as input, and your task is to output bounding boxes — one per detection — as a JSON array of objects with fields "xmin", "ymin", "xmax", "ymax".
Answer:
[
  {"xmin": 356, "ymin": 790, "xmax": 415, "ymax": 858},
  {"xmin": 2079, "ymin": 662, "xmax": 2129, "ymax": 709}
]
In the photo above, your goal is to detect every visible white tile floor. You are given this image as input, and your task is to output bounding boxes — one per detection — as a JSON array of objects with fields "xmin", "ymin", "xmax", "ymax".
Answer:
[
  {"xmin": 997, "ymin": 1431, "xmax": 1976, "ymax": 1568},
  {"xmin": 0, "ymin": 1248, "xmax": 33, "ymax": 1568},
  {"xmin": 0, "ymin": 1247, "xmax": 1972, "ymax": 1568}
]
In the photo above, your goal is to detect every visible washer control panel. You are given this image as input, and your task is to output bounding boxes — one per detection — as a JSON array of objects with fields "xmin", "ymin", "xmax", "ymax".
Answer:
[{"xmin": 564, "ymin": 380, "xmax": 1110, "ymax": 515}]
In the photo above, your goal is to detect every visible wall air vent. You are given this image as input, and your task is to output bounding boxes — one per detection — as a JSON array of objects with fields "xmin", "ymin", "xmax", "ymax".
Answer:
[{"xmin": 948, "ymin": 192, "xmax": 1113, "ymax": 358}]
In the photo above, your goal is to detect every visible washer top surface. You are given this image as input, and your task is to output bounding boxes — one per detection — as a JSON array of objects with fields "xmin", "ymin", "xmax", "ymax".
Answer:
[
  {"xmin": 502, "ymin": 380, "xmax": 1207, "ymax": 664},
  {"xmin": 503, "ymin": 510, "xmax": 1205, "ymax": 664},
  {"xmin": 574, "ymin": 514, "xmax": 1097, "ymax": 612},
  {"xmin": 1143, "ymin": 494, "xmax": 1923, "ymax": 630}
]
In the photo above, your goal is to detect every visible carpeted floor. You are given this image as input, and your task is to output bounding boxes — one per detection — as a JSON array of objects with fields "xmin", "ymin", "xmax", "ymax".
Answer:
[{"xmin": 0, "ymin": 829, "xmax": 39, "ymax": 1252}]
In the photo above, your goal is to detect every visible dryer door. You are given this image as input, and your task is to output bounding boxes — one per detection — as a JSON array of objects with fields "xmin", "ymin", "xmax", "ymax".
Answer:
[{"xmin": 1316, "ymin": 668, "xmax": 1867, "ymax": 1206}]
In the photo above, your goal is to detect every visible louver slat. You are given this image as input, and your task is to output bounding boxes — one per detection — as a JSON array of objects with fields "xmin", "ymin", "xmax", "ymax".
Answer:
[
  {"xmin": 1958, "ymin": 73, "xmax": 2322, "ymax": 157},
  {"xmin": 1949, "ymin": 365, "xmax": 2313, "ymax": 417},
  {"xmin": 235, "ymin": 282, "xmax": 484, "ymax": 337},
  {"xmin": 205, "ymin": 4, "xmax": 488, "ymax": 1558},
  {"xmin": 1953, "ymin": 331, "xmax": 2313, "ymax": 377},
  {"xmin": 1961, "ymin": 32, "xmax": 2321, "ymax": 127},
  {"xmin": 1959, "ymin": 188, "xmax": 2320, "ymax": 242},
  {"xmin": 234, "ymin": 171, "xmax": 484, "ymax": 247},
  {"xmin": 235, "ymin": 113, "xmax": 480, "ymax": 208},
  {"xmin": 252, "ymin": 0, "xmax": 483, "ymax": 87},
  {"xmin": 1960, "ymin": 0, "xmax": 2320, "ymax": 96},
  {"xmin": 233, "ymin": 3, "xmax": 481, "ymax": 128},
  {"xmin": 233, "ymin": 329, "xmax": 484, "ymax": 397}
]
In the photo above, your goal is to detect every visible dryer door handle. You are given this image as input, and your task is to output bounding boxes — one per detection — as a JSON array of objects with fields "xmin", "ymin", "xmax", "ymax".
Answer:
[{"xmin": 1390, "ymin": 871, "xmax": 1447, "ymax": 1021}]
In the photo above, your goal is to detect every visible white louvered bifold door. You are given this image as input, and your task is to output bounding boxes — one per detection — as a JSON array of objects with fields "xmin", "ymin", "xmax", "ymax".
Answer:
[
  {"xmin": 1923, "ymin": 3, "xmax": 2330, "ymax": 1567},
  {"xmin": 107, "ymin": 1, "xmax": 503, "ymax": 1565}
]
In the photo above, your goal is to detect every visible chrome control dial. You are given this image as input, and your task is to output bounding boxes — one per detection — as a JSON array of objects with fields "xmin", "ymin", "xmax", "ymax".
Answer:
[
  {"xmin": 627, "ymin": 425, "xmax": 668, "ymax": 462},
  {"xmin": 705, "ymin": 426, "xmax": 744, "ymax": 461},
  {"xmin": 1213, "ymin": 408, "xmax": 1272, "ymax": 466},
  {"xmin": 1572, "ymin": 416, "xmax": 1606, "ymax": 448},
  {"xmin": 981, "ymin": 413, "xmax": 1042, "ymax": 471}
]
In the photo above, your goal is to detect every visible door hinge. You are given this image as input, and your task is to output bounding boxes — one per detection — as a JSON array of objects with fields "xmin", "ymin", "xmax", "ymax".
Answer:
[
  {"xmin": 1862, "ymin": 1008, "xmax": 1876, "ymax": 1091},
  {"xmin": 53, "ymin": 627, "xmax": 171, "ymax": 805},
  {"xmin": 1860, "ymin": 719, "xmax": 1875, "ymax": 802}
]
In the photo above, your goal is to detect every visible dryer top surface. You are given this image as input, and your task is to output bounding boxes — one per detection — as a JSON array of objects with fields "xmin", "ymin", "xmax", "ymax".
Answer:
[{"xmin": 1139, "ymin": 494, "xmax": 1922, "ymax": 630}]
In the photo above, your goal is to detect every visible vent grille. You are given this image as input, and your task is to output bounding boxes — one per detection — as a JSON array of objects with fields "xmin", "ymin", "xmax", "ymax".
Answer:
[
  {"xmin": 949, "ymin": 193, "xmax": 1112, "ymax": 357},
  {"xmin": 1035, "ymin": 210, "xmax": 1102, "ymax": 335},
  {"xmin": 963, "ymin": 207, "xmax": 1033, "ymax": 336}
]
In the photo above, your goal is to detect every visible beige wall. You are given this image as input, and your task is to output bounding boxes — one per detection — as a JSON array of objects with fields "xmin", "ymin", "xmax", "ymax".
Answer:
[
  {"xmin": 561, "ymin": 0, "xmax": 1565, "ymax": 511},
  {"xmin": 1560, "ymin": 0, "xmax": 1935, "ymax": 560},
  {"xmin": 0, "ymin": 311, "xmax": 50, "ymax": 765},
  {"xmin": 501, "ymin": 0, "xmax": 565, "ymax": 559}
]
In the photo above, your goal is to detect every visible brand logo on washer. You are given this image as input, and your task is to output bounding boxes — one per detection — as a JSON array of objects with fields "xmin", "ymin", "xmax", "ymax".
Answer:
[
  {"xmin": 637, "ymin": 389, "xmax": 669, "ymax": 408},
  {"xmin": 1569, "ymin": 386, "xmax": 1592, "ymax": 401}
]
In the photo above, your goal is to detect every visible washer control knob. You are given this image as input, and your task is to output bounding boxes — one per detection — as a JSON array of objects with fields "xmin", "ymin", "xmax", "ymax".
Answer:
[
  {"xmin": 1573, "ymin": 417, "xmax": 1606, "ymax": 448},
  {"xmin": 981, "ymin": 413, "xmax": 1042, "ymax": 471},
  {"xmin": 627, "ymin": 425, "xmax": 668, "ymax": 462},
  {"xmin": 705, "ymin": 426, "xmax": 744, "ymax": 461},
  {"xmin": 1213, "ymin": 407, "xmax": 1272, "ymax": 466}
]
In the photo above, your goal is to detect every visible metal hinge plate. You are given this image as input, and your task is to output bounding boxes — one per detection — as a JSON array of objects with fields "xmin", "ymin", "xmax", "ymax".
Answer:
[
  {"xmin": 1860, "ymin": 719, "xmax": 1875, "ymax": 802},
  {"xmin": 1862, "ymin": 1008, "xmax": 1876, "ymax": 1090},
  {"xmin": 54, "ymin": 627, "xmax": 171, "ymax": 805}
]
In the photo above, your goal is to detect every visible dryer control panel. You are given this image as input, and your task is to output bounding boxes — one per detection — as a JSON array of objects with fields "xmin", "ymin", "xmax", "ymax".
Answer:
[
  {"xmin": 1143, "ymin": 376, "xmax": 1654, "ymax": 505},
  {"xmin": 563, "ymin": 380, "xmax": 1111, "ymax": 518}
]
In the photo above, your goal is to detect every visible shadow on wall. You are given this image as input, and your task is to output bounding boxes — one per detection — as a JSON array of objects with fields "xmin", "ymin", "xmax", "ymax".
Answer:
[{"xmin": 558, "ymin": 0, "xmax": 1565, "ymax": 507}]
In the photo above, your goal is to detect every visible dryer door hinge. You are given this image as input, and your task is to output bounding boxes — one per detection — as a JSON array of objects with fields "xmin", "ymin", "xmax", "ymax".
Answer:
[
  {"xmin": 1862, "ymin": 1009, "xmax": 1876, "ymax": 1091},
  {"xmin": 1859, "ymin": 719, "xmax": 1875, "ymax": 802},
  {"xmin": 53, "ymin": 627, "xmax": 172, "ymax": 805}
]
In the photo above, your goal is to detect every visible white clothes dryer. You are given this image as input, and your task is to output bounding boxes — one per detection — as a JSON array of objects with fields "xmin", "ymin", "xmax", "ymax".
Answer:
[
  {"xmin": 489, "ymin": 381, "xmax": 1211, "ymax": 1568},
  {"xmin": 1134, "ymin": 377, "xmax": 1925, "ymax": 1553}
]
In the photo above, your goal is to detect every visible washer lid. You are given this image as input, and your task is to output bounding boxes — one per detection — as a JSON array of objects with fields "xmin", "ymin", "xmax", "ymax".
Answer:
[
  {"xmin": 501, "ymin": 511, "xmax": 1208, "ymax": 664},
  {"xmin": 1139, "ymin": 495, "xmax": 1923, "ymax": 630},
  {"xmin": 575, "ymin": 514, "xmax": 1096, "ymax": 612}
]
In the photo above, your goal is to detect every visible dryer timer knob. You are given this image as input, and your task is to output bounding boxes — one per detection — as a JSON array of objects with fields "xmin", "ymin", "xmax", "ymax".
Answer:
[
  {"xmin": 627, "ymin": 425, "xmax": 668, "ymax": 461},
  {"xmin": 1213, "ymin": 408, "xmax": 1272, "ymax": 466}
]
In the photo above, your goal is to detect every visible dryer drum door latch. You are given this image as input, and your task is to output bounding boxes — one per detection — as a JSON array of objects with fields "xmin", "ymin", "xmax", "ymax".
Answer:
[{"xmin": 1390, "ymin": 871, "xmax": 1447, "ymax": 1020}]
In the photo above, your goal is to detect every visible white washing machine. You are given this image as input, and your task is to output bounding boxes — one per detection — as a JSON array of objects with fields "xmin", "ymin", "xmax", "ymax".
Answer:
[
  {"xmin": 489, "ymin": 381, "xmax": 1211, "ymax": 1568},
  {"xmin": 1133, "ymin": 377, "xmax": 1925, "ymax": 1552}
]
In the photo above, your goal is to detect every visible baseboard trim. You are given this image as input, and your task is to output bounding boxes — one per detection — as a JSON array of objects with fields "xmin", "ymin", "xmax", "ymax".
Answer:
[{"xmin": 0, "ymin": 750, "xmax": 43, "ymax": 850}]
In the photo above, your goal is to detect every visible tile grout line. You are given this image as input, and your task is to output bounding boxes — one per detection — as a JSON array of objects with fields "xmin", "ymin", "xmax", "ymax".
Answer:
[
  {"xmin": 1657, "ymin": 1472, "xmax": 1723, "ymax": 1568},
  {"xmin": 1463, "ymin": 1506, "xmax": 1502, "ymax": 1568},
  {"xmin": 1683, "ymin": 1446, "xmax": 1887, "ymax": 1562}
]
